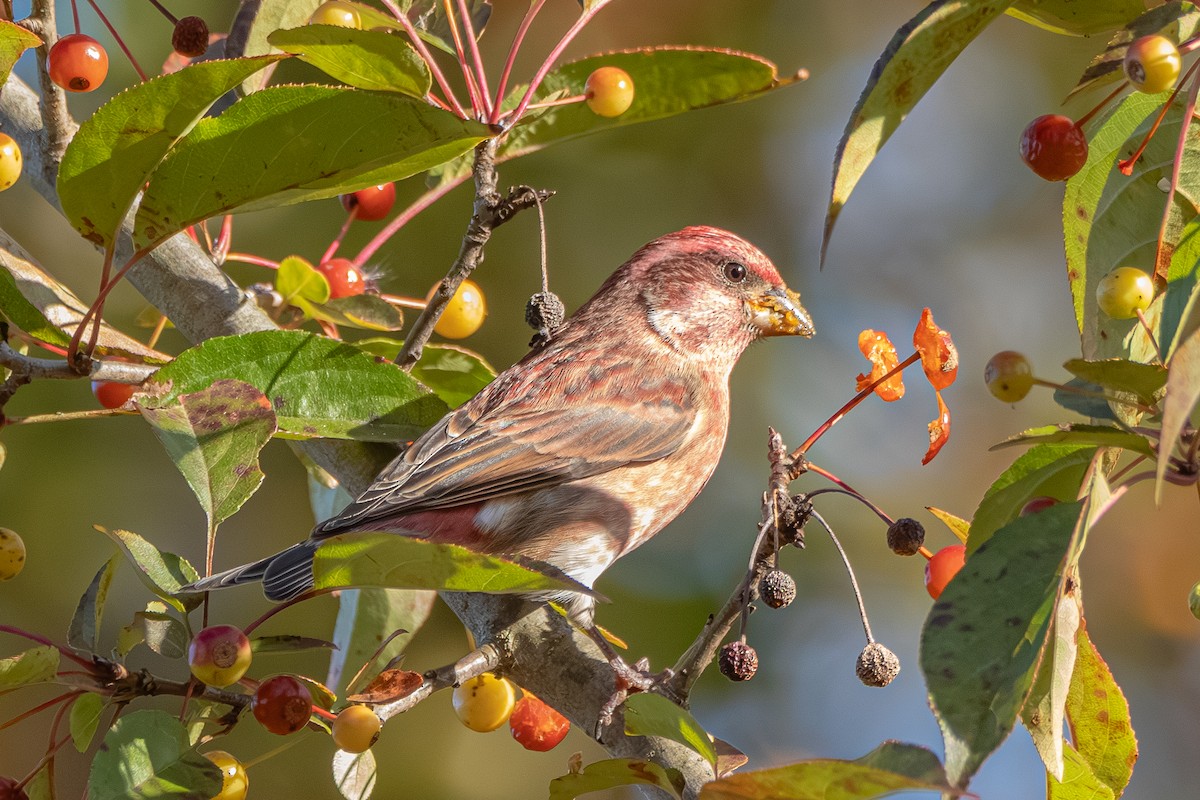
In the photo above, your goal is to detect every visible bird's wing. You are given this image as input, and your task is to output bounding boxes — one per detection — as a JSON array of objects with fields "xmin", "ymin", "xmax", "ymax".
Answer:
[{"xmin": 313, "ymin": 348, "xmax": 697, "ymax": 535}]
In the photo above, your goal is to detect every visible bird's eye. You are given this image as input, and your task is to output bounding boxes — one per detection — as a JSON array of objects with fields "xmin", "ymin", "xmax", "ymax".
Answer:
[{"xmin": 723, "ymin": 261, "xmax": 748, "ymax": 283}]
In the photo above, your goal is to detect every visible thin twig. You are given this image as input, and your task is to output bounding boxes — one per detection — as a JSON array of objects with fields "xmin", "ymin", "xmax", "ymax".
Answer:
[{"xmin": 490, "ymin": 0, "xmax": 545, "ymax": 125}]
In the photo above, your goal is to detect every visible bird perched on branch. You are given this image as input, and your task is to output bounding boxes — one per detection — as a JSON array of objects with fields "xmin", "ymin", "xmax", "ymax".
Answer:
[{"xmin": 187, "ymin": 226, "xmax": 814, "ymax": 627}]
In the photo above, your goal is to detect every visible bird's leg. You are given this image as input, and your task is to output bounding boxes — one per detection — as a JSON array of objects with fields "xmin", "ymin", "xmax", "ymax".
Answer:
[{"xmin": 585, "ymin": 624, "xmax": 677, "ymax": 731}]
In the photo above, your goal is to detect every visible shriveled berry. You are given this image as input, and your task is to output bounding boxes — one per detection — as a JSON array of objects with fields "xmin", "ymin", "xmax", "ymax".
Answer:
[
  {"xmin": 332, "ymin": 704, "xmax": 382, "ymax": 753},
  {"xmin": 1020, "ymin": 114, "xmax": 1088, "ymax": 181},
  {"xmin": 585, "ymin": 66, "xmax": 635, "ymax": 117},
  {"xmin": 252, "ymin": 674, "xmax": 312, "ymax": 735},
  {"xmin": 758, "ymin": 568, "xmax": 796, "ymax": 609},
  {"xmin": 203, "ymin": 751, "xmax": 248, "ymax": 800},
  {"xmin": 886, "ymin": 518, "xmax": 925, "ymax": 556},
  {"xmin": 341, "ymin": 183, "xmax": 395, "ymax": 221},
  {"xmin": 855, "ymin": 642, "xmax": 900, "ymax": 687},
  {"xmin": 0, "ymin": 133, "xmax": 22, "ymax": 192},
  {"xmin": 452, "ymin": 673, "xmax": 516, "ymax": 732},
  {"xmin": 525, "ymin": 291, "xmax": 565, "ymax": 334},
  {"xmin": 925, "ymin": 544, "xmax": 966, "ymax": 600},
  {"xmin": 509, "ymin": 693, "xmax": 570, "ymax": 751},
  {"xmin": 984, "ymin": 351, "xmax": 1034, "ymax": 403},
  {"xmin": 1020, "ymin": 496, "xmax": 1058, "ymax": 516},
  {"xmin": 188, "ymin": 624, "xmax": 252, "ymax": 688},
  {"xmin": 1096, "ymin": 267, "xmax": 1154, "ymax": 320},
  {"xmin": 172, "ymin": 16, "xmax": 210, "ymax": 58},
  {"xmin": 48, "ymin": 34, "xmax": 109, "ymax": 93},
  {"xmin": 0, "ymin": 528, "xmax": 25, "ymax": 581},
  {"xmin": 718, "ymin": 640, "xmax": 758, "ymax": 682},
  {"xmin": 1124, "ymin": 35, "xmax": 1181, "ymax": 94}
]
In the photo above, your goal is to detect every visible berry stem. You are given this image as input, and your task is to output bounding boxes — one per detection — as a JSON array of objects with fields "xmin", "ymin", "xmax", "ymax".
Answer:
[
  {"xmin": 241, "ymin": 736, "xmax": 305, "ymax": 769},
  {"xmin": 441, "ymin": 0, "xmax": 485, "ymax": 117},
  {"xmin": 225, "ymin": 252, "xmax": 281, "ymax": 270},
  {"xmin": 7, "ymin": 408, "xmax": 132, "ymax": 425},
  {"xmin": 241, "ymin": 588, "xmax": 338, "ymax": 635},
  {"xmin": 1134, "ymin": 308, "xmax": 1164, "ymax": 362},
  {"xmin": 69, "ymin": 0, "xmax": 80, "ymax": 33},
  {"xmin": 379, "ymin": 293, "xmax": 428, "ymax": 310},
  {"xmin": 379, "ymin": 0, "xmax": 467, "ymax": 118},
  {"xmin": 81, "ymin": 0, "xmax": 147, "ymax": 81},
  {"xmin": 810, "ymin": 508, "xmax": 875, "ymax": 643},
  {"xmin": 918, "ymin": 545, "xmax": 934, "ymax": 560},
  {"xmin": 0, "ymin": 625, "xmax": 94, "ymax": 668},
  {"xmin": 1075, "ymin": 81, "xmax": 1126, "ymax": 129},
  {"xmin": 321, "ymin": 211, "xmax": 357, "ymax": 265},
  {"xmin": 353, "ymin": 173, "xmax": 467, "ymax": 266},
  {"xmin": 143, "ymin": 0, "xmax": 178, "ymax": 25},
  {"xmin": 0, "ymin": 691, "xmax": 81, "ymax": 733},
  {"xmin": 1030, "ymin": 377, "xmax": 1157, "ymax": 415},
  {"xmin": 1118, "ymin": 57, "xmax": 1200, "ymax": 175},
  {"xmin": 456, "ymin": 0, "xmax": 493, "ymax": 118},
  {"xmin": 805, "ymin": 485, "xmax": 895, "ymax": 527},
  {"xmin": 490, "ymin": 0, "xmax": 545, "ymax": 125},
  {"xmin": 523, "ymin": 93, "xmax": 587, "ymax": 112},
  {"xmin": 211, "ymin": 215, "xmax": 234, "ymax": 266}
]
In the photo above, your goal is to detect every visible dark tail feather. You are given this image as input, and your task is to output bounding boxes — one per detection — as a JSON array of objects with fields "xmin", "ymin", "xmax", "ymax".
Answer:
[{"xmin": 182, "ymin": 541, "xmax": 319, "ymax": 602}]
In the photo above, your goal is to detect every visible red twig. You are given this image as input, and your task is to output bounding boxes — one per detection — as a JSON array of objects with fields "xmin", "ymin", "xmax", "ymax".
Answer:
[
  {"xmin": 354, "ymin": 173, "xmax": 469, "ymax": 266},
  {"xmin": 442, "ymin": 0, "xmax": 485, "ymax": 116},
  {"xmin": 457, "ymin": 0, "xmax": 492, "ymax": 118},
  {"xmin": 490, "ymin": 0, "xmax": 544, "ymax": 125},
  {"xmin": 379, "ymin": 0, "xmax": 467, "ymax": 118}
]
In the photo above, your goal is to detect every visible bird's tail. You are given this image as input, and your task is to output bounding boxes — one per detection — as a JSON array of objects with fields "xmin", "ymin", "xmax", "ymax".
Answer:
[{"xmin": 182, "ymin": 541, "xmax": 319, "ymax": 602}]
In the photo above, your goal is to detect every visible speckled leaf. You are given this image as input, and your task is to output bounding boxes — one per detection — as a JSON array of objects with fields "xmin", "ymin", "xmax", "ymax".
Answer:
[
  {"xmin": 68, "ymin": 554, "xmax": 120, "ymax": 653},
  {"xmin": 1007, "ymin": 0, "xmax": 1143, "ymax": 36},
  {"xmin": 1062, "ymin": 358, "xmax": 1167, "ymax": 404},
  {"xmin": 1021, "ymin": 596, "xmax": 1081, "ymax": 781},
  {"xmin": 134, "ymin": 86, "xmax": 489, "ymax": 249},
  {"xmin": 57, "ymin": 56, "xmax": 282, "ymax": 248},
  {"xmin": 1063, "ymin": 92, "xmax": 1200, "ymax": 361},
  {"xmin": 332, "ymin": 749, "xmax": 376, "ymax": 800},
  {"xmin": 990, "ymin": 424, "xmax": 1154, "ymax": 459},
  {"xmin": 1048, "ymin": 744, "xmax": 1116, "ymax": 800},
  {"xmin": 1071, "ymin": 3, "xmax": 1200, "ymax": 97},
  {"xmin": 1066, "ymin": 628, "xmax": 1137, "ymax": 795},
  {"xmin": 0, "ymin": 20, "xmax": 39, "ymax": 83},
  {"xmin": 550, "ymin": 759, "xmax": 684, "ymax": 800},
  {"xmin": 969, "ymin": 444, "xmax": 1094, "ymax": 554},
  {"xmin": 312, "ymin": 533, "xmax": 598, "ymax": 596},
  {"xmin": 70, "ymin": 692, "xmax": 106, "ymax": 753},
  {"xmin": 139, "ymin": 379, "xmax": 275, "ymax": 534},
  {"xmin": 146, "ymin": 330, "xmax": 448, "ymax": 442},
  {"xmin": 411, "ymin": 344, "xmax": 496, "ymax": 407},
  {"xmin": 822, "ymin": 1, "xmax": 1016, "ymax": 263},
  {"xmin": 88, "ymin": 710, "xmax": 222, "ymax": 800},
  {"xmin": 96, "ymin": 526, "xmax": 201, "ymax": 613},
  {"xmin": 0, "ymin": 646, "xmax": 59, "ymax": 688},
  {"xmin": 624, "ymin": 693, "xmax": 717, "ymax": 767},
  {"xmin": 922, "ymin": 502, "xmax": 1080, "ymax": 788},
  {"xmin": 699, "ymin": 742, "xmax": 962, "ymax": 800},
  {"xmin": 268, "ymin": 25, "xmax": 430, "ymax": 97},
  {"xmin": 1157, "ymin": 325, "xmax": 1200, "ymax": 496}
]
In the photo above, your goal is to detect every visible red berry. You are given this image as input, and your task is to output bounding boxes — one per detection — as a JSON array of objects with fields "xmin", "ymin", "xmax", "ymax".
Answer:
[
  {"xmin": 252, "ymin": 675, "xmax": 312, "ymax": 735},
  {"xmin": 91, "ymin": 380, "xmax": 136, "ymax": 409},
  {"xmin": 172, "ymin": 16, "xmax": 211, "ymax": 58},
  {"xmin": 188, "ymin": 624, "xmax": 252, "ymax": 688},
  {"xmin": 925, "ymin": 544, "xmax": 966, "ymax": 599},
  {"xmin": 317, "ymin": 258, "xmax": 367, "ymax": 299},
  {"xmin": 0, "ymin": 776, "xmax": 29, "ymax": 800},
  {"xmin": 1019, "ymin": 496, "xmax": 1058, "ymax": 516},
  {"xmin": 508, "ymin": 693, "xmax": 570, "ymax": 751},
  {"xmin": 48, "ymin": 34, "xmax": 109, "ymax": 93},
  {"xmin": 1019, "ymin": 114, "xmax": 1088, "ymax": 181},
  {"xmin": 340, "ymin": 183, "xmax": 396, "ymax": 221}
]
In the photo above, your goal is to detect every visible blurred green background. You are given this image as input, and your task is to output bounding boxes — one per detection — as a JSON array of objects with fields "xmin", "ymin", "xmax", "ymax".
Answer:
[{"xmin": 2, "ymin": 1, "xmax": 1198, "ymax": 797}]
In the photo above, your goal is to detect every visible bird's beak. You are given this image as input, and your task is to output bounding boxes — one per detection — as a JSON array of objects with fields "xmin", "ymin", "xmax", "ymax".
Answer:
[{"xmin": 747, "ymin": 286, "xmax": 814, "ymax": 338}]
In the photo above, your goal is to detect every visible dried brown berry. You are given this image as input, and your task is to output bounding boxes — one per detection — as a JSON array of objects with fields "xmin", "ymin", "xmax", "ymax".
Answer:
[
  {"xmin": 855, "ymin": 642, "xmax": 900, "ymax": 687},
  {"xmin": 886, "ymin": 517, "xmax": 925, "ymax": 556},
  {"xmin": 526, "ymin": 291, "xmax": 565, "ymax": 346},
  {"xmin": 718, "ymin": 641, "xmax": 758, "ymax": 682},
  {"xmin": 758, "ymin": 569, "xmax": 796, "ymax": 609},
  {"xmin": 172, "ymin": 16, "xmax": 210, "ymax": 58}
]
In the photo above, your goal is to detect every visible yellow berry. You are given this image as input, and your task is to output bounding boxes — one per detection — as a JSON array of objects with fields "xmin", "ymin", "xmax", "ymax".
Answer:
[
  {"xmin": 983, "ymin": 351, "xmax": 1033, "ymax": 403},
  {"xmin": 0, "ymin": 133, "xmax": 21, "ymax": 192},
  {"xmin": 431, "ymin": 279, "xmax": 486, "ymax": 339},
  {"xmin": 0, "ymin": 527, "xmax": 25, "ymax": 581},
  {"xmin": 309, "ymin": 0, "xmax": 361, "ymax": 28},
  {"xmin": 585, "ymin": 67, "xmax": 635, "ymax": 117},
  {"xmin": 203, "ymin": 751, "xmax": 248, "ymax": 800},
  {"xmin": 1096, "ymin": 267, "xmax": 1154, "ymax": 320},
  {"xmin": 451, "ymin": 673, "xmax": 515, "ymax": 732},
  {"xmin": 331, "ymin": 704, "xmax": 382, "ymax": 753},
  {"xmin": 1124, "ymin": 35, "xmax": 1181, "ymax": 94}
]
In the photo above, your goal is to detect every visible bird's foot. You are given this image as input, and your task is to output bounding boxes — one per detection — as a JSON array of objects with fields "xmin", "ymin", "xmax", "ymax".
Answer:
[{"xmin": 595, "ymin": 655, "xmax": 676, "ymax": 734}]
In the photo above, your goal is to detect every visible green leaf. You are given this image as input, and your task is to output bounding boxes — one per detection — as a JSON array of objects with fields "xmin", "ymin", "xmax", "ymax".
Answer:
[
  {"xmin": 922, "ymin": 502, "xmax": 1080, "ymax": 788},
  {"xmin": 1066, "ymin": 628, "xmax": 1137, "ymax": 795},
  {"xmin": 1071, "ymin": 3, "xmax": 1200, "ymax": 97},
  {"xmin": 0, "ymin": 20, "xmax": 41, "ymax": 86},
  {"xmin": 25, "ymin": 763, "xmax": 51, "ymax": 800},
  {"xmin": 134, "ymin": 86, "xmax": 490, "ymax": 248},
  {"xmin": 70, "ymin": 692, "xmax": 106, "ymax": 753},
  {"xmin": 410, "ymin": 344, "xmax": 496, "ymax": 408},
  {"xmin": 268, "ymin": 26, "xmax": 431, "ymax": 97},
  {"xmin": 1157, "ymin": 324, "xmax": 1200, "ymax": 496},
  {"xmin": 699, "ymin": 742, "xmax": 962, "ymax": 800},
  {"xmin": 327, "ymin": 588, "xmax": 434, "ymax": 696},
  {"xmin": 96, "ymin": 526, "xmax": 202, "ymax": 613},
  {"xmin": 0, "ymin": 646, "xmax": 60, "ymax": 688},
  {"xmin": 623, "ymin": 693, "xmax": 717, "ymax": 767},
  {"xmin": 68, "ymin": 555, "xmax": 120, "ymax": 653},
  {"xmin": 147, "ymin": 330, "xmax": 448, "ymax": 442},
  {"xmin": 138, "ymin": 379, "xmax": 276, "ymax": 534},
  {"xmin": 822, "ymin": 0, "xmax": 1016, "ymax": 263},
  {"xmin": 88, "ymin": 709, "xmax": 222, "ymax": 800},
  {"xmin": 1047, "ymin": 743, "xmax": 1116, "ymax": 800},
  {"xmin": 1063, "ymin": 92, "xmax": 1197, "ymax": 361},
  {"xmin": 312, "ymin": 533, "xmax": 600, "ymax": 596},
  {"xmin": 251, "ymin": 634, "xmax": 337, "ymax": 653},
  {"xmin": 309, "ymin": 295, "xmax": 405, "ymax": 332},
  {"xmin": 277, "ymin": 255, "xmax": 331, "ymax": 307},
  {"xmin": 925, "ymin": 506, "xmax": 970, "ymax": 543},
  {"xmin": 0, "ymin": 246, "xmax": 81, "ymax": 348},
  {"xmin": 1021, "ymin": 596, "xmax": 1081, "ymax": 781},
  {"xmin": 134, "ymin": 603, "xmax": 190, "ymax": 659},
  {"xmin": 549, "ymin": 759, "xmax": 684, "ymax": 800},
  {"xmin": 57, "ymin": 56, "xmax": 283, "ymax": 248},
  {"xmin": 969, "ymin": 444, "xmax": 1095, "ymax": 553},
  {"xmin": 1052, "ymin": 378, "xmax": 1120, "ymax": 422},
  {"xmin": 1061, "ymin": 358, "xmax": 1167, "ymax": 404},
  {"xmin": 1006, "ymin": 0, "xmax": 1144, "ymax": 36},
  {"xmin": 990, "ymin": 424, "xmax": 1155, "ymax": 458},
  {"xmin": 332, "ymin": 749, "xmax": 377, "ymax": 800},
  {"xmin": 227, "ymin": 0, "xmax": 322, "ymax": 94}
]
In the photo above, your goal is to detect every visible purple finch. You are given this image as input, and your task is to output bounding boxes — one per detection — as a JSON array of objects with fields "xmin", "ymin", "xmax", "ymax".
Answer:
[{"xmin": 189, "ymin": 226, "xmax": 813, "ymax": 623}]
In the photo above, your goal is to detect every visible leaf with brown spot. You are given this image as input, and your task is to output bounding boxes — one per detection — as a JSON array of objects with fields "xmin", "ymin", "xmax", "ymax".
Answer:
[
  {"xmin": 549, "ymin": 759, "xmax": 684, "ymax": 800},
  {"xmin": 1066, "ymin": 627, "xmax": 1137, "ymax": 795}
]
